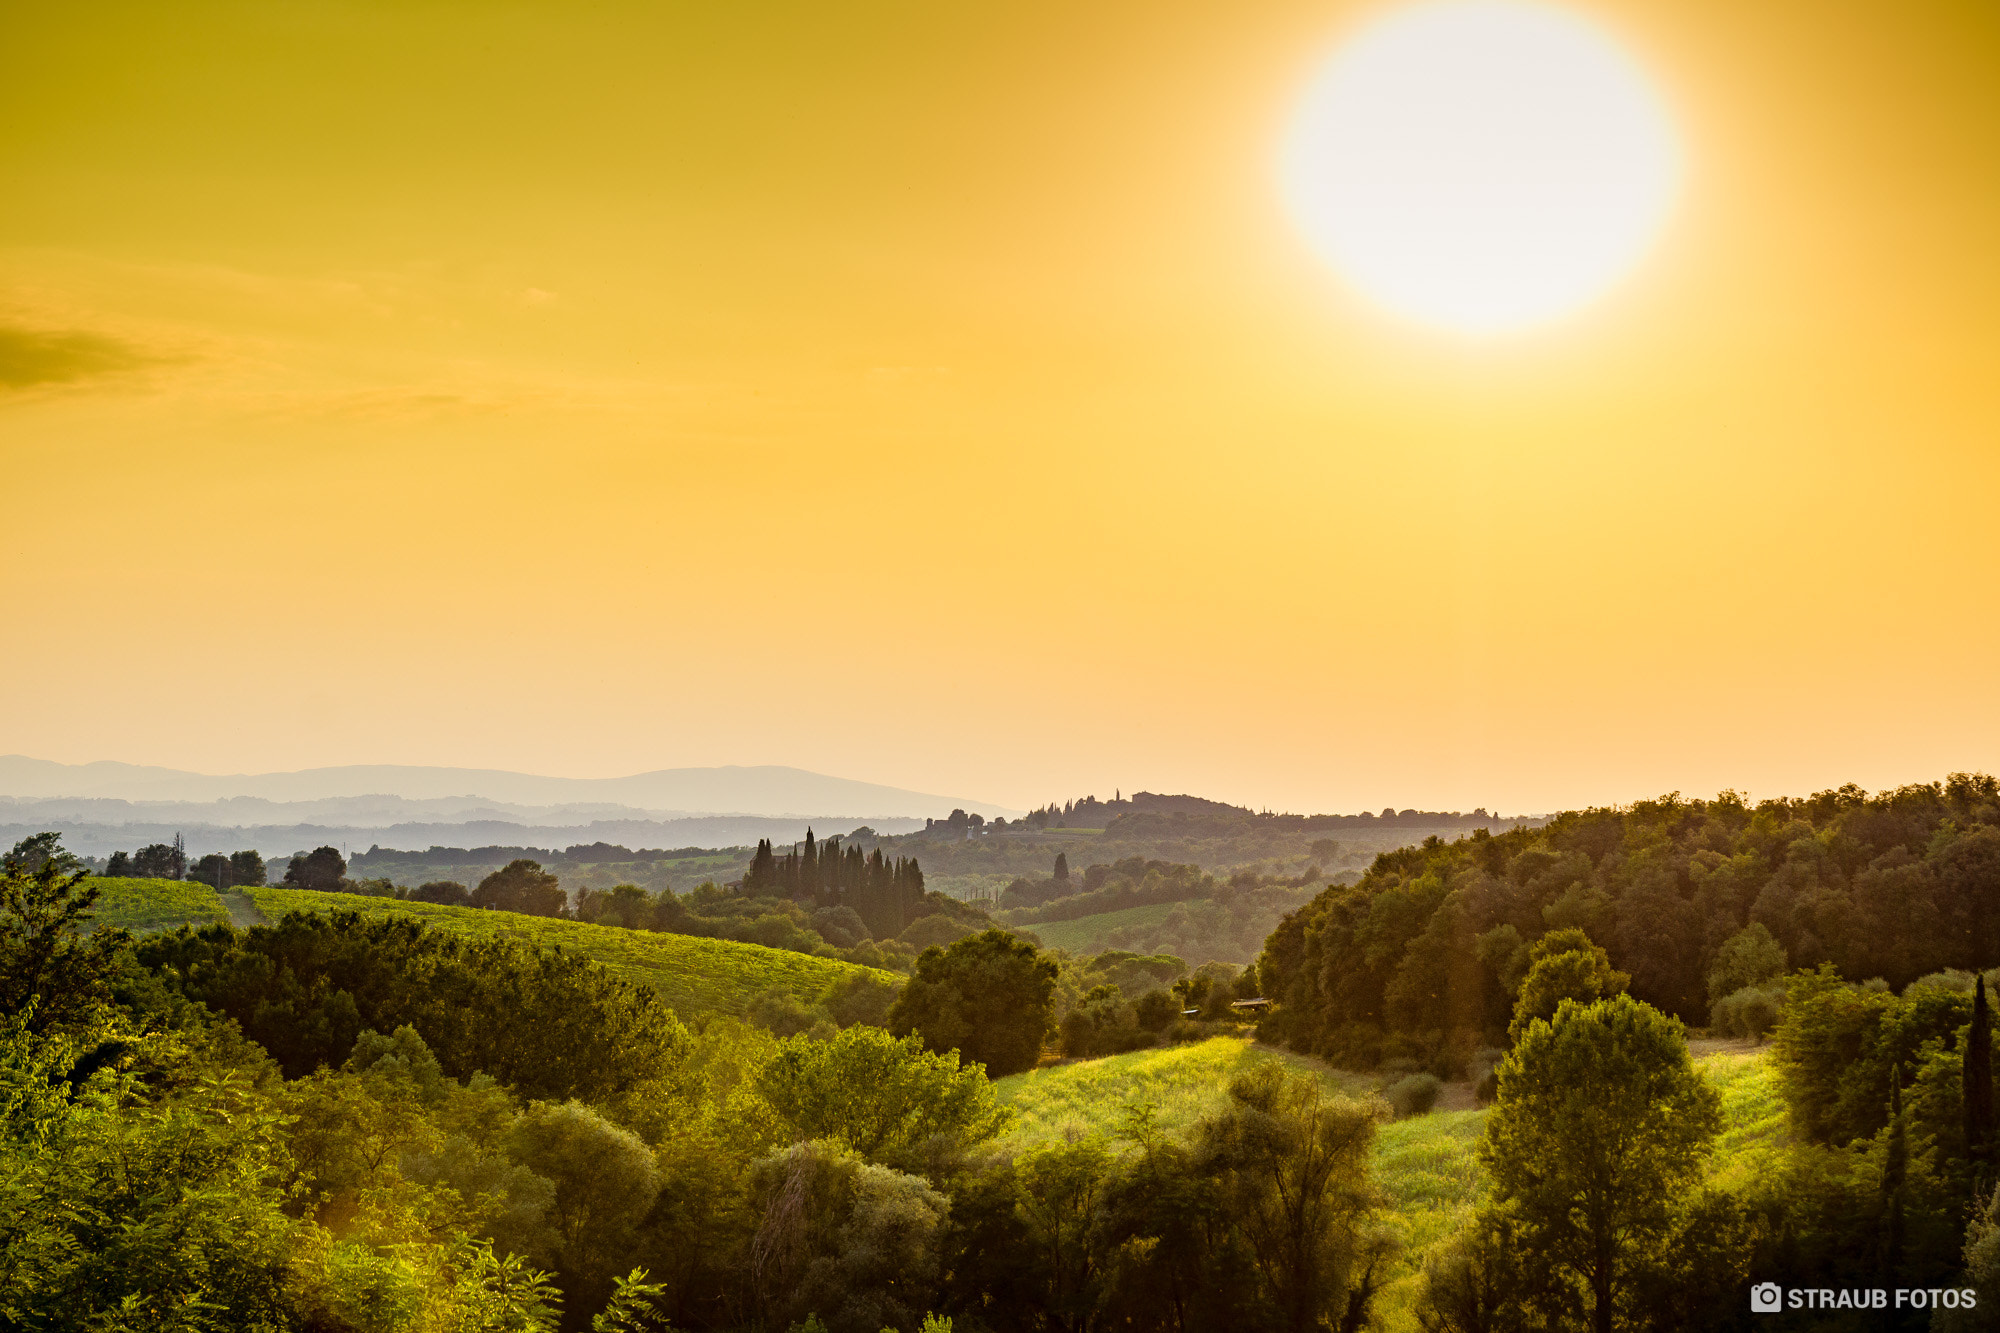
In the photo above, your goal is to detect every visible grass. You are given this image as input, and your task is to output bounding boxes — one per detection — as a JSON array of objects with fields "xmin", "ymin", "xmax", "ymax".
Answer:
[
  {"xmin": 245, "ymin": 885, "xmax": 899, "ymax": 1018},
  {"xmin": 1019, "ymin": 901, "xmax": 1180, "ymax": 955},
  {"xmin": 991, "ymin": 1035, "xmax": 1786, "ymax": 1333},
  {"xmin": 84, "ymin": 876, "xmax": 231, "ymax": 934}
]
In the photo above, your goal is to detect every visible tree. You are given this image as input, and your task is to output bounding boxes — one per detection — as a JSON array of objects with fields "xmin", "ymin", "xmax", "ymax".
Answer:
[
  {"xmin": 887, "ymin": 929, "xmax": 1057, "ymax": 1078},
  {"xmin": 188, "ymin": 853, "xmax": 232, "ymax": 889},
  {"xmin": 284, "ymin": 845, "xmax": 347, "ymax": 892},
  {"xmin": 508, "ymin": 1101, "xmax": 662, "ymax": 1309},
  {"xmin": 1195, "ymin": 1064, "xmax": 1391, "ymax": 1333},
  {"xmin": 1053, "ymin": 852, "xmax": 1069, "ymax": 886},
  {"xmin": 756, "ymin": 1026, "xmax": 1009, "ymax": 1169},
  {"xmin": 748, "ymin": 1140, "xmax": 949, "ymax": 1333},
  {"xmin": 413, "ymin": 879, "xmax": 472, "ymax": 906},
  {"xmin": 474, "ymin": 858, "xmax": 567, "ymax": 917},
  {"xmin": 102, "ymin": 851, "xmax": 132, "ymax": 878},
  {"xmin": 132, "ymin": 838, "xmax": 186, "ymax": 880},
  {"xmin": 1508, "ymin": 929, "xmax": 1631, "ymax": 1039},
  {"xmin": 229, "ymin": 849, "xmax": 268, "ymax": 887},
  {"xmin": 0, "ymin": 858, "xmax": 125, "ymax": 1034},
  {"xmin": 1705, "ymin": 922, "xmax": 1786, "ymax": 1004},
  {"xmin": 1969, "ymin": 975, "xmax": 1995, "ymax": 1177},
  {"xmin": 1479, "ymin": 993, "xmax": 1722, "ymax": 1333},
  {"xmin": 4, "ymin": 832, "xmax": 82, "ymax": 876}
]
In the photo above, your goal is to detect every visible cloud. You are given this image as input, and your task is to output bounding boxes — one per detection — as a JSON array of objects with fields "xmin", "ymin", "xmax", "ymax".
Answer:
[{"xmin": 0, "ymin": 323, "xmax": 150, "ymax": 391}]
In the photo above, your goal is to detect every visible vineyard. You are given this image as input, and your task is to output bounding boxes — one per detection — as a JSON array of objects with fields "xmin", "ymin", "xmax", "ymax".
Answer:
[
  {"xmin": 246, "ymin": 885, "xmax": 898, "ymax": 1016},
  {"xmin": 84, "ymin": 876, "xmax": 232, "ymax": 934}
]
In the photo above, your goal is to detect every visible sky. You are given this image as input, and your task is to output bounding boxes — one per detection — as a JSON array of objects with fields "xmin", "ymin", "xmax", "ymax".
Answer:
[{"xmin": 4, "ymin": 0, "xmax": 1999, "ymax": 816}]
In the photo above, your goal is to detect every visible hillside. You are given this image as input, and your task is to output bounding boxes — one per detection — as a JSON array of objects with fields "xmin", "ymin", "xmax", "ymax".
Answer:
[
  {"xmin": 245, "ymin": 885, "xmax": 897, "ymax": 1017},
  {"xmin": 83, "ymin": 875, "xmax": 232, "ymax": 933},
  {"xmin": 992, "ymin": 1035, "xmax": 1782, "ymax": 1333}
]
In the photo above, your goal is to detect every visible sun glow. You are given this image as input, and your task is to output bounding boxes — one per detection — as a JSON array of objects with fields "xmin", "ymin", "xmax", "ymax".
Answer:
[{"xmin": 1279, "ymin": 0, "xmax": 1683, "ymax": 335}]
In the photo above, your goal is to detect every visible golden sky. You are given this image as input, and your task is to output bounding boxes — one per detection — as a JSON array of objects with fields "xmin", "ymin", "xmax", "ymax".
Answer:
[{"xmin": 4, "ymin": 0, "xmax": 1998, "ymax": 814}]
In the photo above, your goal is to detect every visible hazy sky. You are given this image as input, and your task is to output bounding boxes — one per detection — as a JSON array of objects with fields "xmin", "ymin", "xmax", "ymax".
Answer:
[{"xmin": 4, "ymin": 0, "xmax": 1998, "ymax": 814}]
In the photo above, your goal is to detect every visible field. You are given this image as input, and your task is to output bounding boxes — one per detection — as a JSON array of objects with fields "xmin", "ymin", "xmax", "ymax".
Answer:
[
  {"xmin": 246, "ymin": 885, "xmax": 898, "ymax": 1017},
  {"xmin": 992, "ymin": 1035, "xmax": 1783, "ymax": 1333},
  {"xmin": 84, "ymin": 876, "xmax": 232, "ymax": 933},
  {"xmin": 1016, "ymin": 901, "xmax": 1179, "ymax": 955}
]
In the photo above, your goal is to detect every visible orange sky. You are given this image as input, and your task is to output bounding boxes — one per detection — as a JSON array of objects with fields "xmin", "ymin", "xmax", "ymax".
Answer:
[{"xmin": 3, "ymin": 0, "xmax": 1998, "ymax": 814}]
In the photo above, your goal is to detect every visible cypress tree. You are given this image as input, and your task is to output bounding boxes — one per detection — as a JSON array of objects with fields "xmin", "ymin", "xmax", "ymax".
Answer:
[
  {"xmin": 1053, "ymin": 852, "xmax": 1069, "ymax": 884},
  {"xmin": 1969, "ymin": 975, "xmax": 1995, "ymax": 1173},
  {"xmin": 1883, "ymin": 1072, "xmax": 1907, "ymax": 1274},
  {"xmin": 799, "ymin": 829, "xmax": 818, "ymax": 900}
]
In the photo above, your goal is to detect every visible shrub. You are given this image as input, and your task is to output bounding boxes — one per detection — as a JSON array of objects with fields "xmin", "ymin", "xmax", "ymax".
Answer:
[
  {"xmin": 1708, "ymin": 982, "xmax": 1784, "ymax": 1040},
  {"xmin": 1134, "ymin": 988, "xmax": 1179, "ymax": 1032},
  {"xmin": 1383, "ymin": 1073, "xmax": 1441, "ymax": 1118}
]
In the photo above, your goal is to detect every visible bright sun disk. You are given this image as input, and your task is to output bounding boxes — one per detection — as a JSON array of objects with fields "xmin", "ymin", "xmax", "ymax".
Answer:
[{"xmin": 1279, "ymin": 0, "xmax": 1683, "ymax": 336}]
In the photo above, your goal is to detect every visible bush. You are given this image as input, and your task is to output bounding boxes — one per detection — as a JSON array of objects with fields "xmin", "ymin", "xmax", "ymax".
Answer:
[
  {"xmin": 1383, "ymin": 1073, "xmax": 1441, "ymax": 1118},
  {"xmin": 1134, "ymin": 988, "xmax": 1179, "ymax": 1032},
  {"xmin": 1708, "ymin": 982, "xmax": 1784, "ymax": 1040}
]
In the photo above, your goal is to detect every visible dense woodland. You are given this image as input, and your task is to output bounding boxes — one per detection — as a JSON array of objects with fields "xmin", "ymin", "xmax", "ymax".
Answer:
[{"xmin": 1259, "ymin": 777, "xmax": 2000, "ymax": 1072}]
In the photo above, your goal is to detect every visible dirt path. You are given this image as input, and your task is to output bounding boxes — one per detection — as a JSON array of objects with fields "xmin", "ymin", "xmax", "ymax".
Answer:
[{"xmin": 219, "ymin": 890, "xmax": 267, "ymax": 929}]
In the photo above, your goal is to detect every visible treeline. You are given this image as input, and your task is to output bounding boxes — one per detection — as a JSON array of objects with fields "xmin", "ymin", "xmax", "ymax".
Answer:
[
  {"xmin": 3, "ymin": 855, "xmax": 1378, "ymax": 1332},
  {"xmin": 1259, "ymin": 775, "xmax": 2000, "ymax": 1071},
  {"xmin": 741, "ymin": 830, "xmax": 929, "ymax": 938},
  {"xmin": 273, "ymin": 843, "xmax": 976, "ymax": 974},
  {"xmin": 998, "ymin": 855, "xmax": 1324, "ymax": 924}
]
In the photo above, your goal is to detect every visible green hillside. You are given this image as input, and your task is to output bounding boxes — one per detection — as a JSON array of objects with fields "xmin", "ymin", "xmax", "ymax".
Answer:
[
  {"xmin": 84, "ymin": 876, "xmax": 232, "ymax": 934},
  {"xmin": 1022, "ymin": 901, "xmax": 1179, "ymax": 955},
  {"xmin": 246, "ymin": 885, "xmax": 898, "ymax": 1017},
  {"xmin": 993, "ymin": 1035, "xmax": 1781, "ymax": 1333}
]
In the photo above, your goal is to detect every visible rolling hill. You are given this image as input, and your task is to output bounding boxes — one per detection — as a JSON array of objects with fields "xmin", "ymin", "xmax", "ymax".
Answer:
[
  {"xmin": 991, "ymin": 1035, "xmax": 1783, "ymax": 1333},
  {"xmin": 244, "ymin": 885, "xmax": 896, "ymax": 1017}
]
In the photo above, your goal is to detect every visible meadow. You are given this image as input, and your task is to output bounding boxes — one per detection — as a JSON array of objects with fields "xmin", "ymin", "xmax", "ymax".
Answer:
[
  {"xmin": 993, "ymin": 1034, "xmax": 1783, "ymax": 1333},
  {"xmin": 246, "ymin": 885, "xmax": 897, "ymax": 1016},
  {"xmin": 83, "ymin": 875, "xmax": 232, "ymax": 933}
]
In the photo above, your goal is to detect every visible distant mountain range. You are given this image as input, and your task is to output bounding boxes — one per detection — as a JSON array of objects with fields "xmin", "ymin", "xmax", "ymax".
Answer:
[
  {"xmin": 0, "ymin": 757, "xmax": 1017, "ymax": 859},
  {"xmin": 0, "ymin": 757, "xmax": 1014, "ymax": 819}
]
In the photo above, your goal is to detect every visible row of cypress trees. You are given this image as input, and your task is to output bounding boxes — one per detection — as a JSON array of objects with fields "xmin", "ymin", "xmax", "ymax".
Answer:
[{"xmin": 741, "ymin": 830, "xmax": 928, "ymax": 939}]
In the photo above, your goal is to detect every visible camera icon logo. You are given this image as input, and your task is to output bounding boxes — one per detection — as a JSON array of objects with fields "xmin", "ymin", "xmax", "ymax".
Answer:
[{"xmin": 1750, "ymin": 1283, "xmax": 1783, "ymax": 1313}]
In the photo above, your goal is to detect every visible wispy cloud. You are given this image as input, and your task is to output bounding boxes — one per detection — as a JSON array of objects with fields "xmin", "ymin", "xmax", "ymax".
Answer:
[{"xmin": 0, "ymin": 323, "xmax": 151, "ymax": 391}]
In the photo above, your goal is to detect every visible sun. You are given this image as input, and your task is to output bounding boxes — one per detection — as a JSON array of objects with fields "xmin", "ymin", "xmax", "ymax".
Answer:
[{"xmin": 1279, "ymin": 0, "xmax": 1682, "ymax": 336}]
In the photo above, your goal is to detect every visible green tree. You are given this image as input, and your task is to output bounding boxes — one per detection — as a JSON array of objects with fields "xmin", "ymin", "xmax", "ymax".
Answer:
[
  {"xmin": 475, "ymin": 858, "xmax": 567, "ymax": 917},
  {"xmin": 1195, "ymin": 1064, "xmax": 1391, "ymax": 1333},
  {"xmin": 284, "ymin": 845, "xmax": 347, "ymax": 892},
  {"xmin": 1705, "ymin": 922, "xmax": 1786, "ymax": 1004},
  {"xmin": 748, "ymin": 1140, "xmax": 949, "ymax": 1333},
  {"xmin": 229, "ymin": 849, "xmax": 268, "ymax": 887},
  {"xmin": 1479, "ymin": 993, "xmax": 1722, "ymax": 1333},
  {"xmin": 1969, "ymin": 975, "xmax": 1995, "ymax": 1177},
  {"xmin": 0, "ymin": 857, "xmax": 124, "ymax": 1035},
  {"xmin": 755, "ymin": 1026, "xmax": 1008, "ymax": 1169},
  {"xmin": 132, "ymin": 838, "xmax": 186, "ymax": 879},
  {"xmin": 888, "ymin": 929, "xmax": 1057, "ymax": 1078},
  {"xmin": 3, "ymin": 832, "xmax": 82, "ymax": 876},
  {"xmin": 509, "ymin": 1100, "xmax": 662, "ymax": 1310},
  {"xmin": 1508, "ymin": 929, "xmax": 1630, "ymax": 1039}
]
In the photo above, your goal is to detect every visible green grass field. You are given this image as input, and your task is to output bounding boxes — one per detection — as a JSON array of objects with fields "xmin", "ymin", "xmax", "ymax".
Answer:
[
  {"xmin": 1018, "ymin": 901, "xmax": 1180, "ymax": 955},
  {"xmin": 84, "ymin": 876, "xmax": 232, "ymax": 934},
  {"xmin": 246, "ymin": 885, "xmax": 898, "ymax": 1017},
  {"xmin": 992, "ymin": 1035, "xmax": 1784, "ymax": 1332}
]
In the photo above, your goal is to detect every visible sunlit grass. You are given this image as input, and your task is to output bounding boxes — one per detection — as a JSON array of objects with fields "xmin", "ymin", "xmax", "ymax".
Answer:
[
  {"xmin": 85, "ymin": 876, "xmax": 230, "ymax": 933},
  {"xmin": 990, "ymin": 1035, "xmax": 1779, "ymax": 1332},
  {"xmin": 246, "ymin": 886, "xmax": 898, "ymax": 1017}
]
